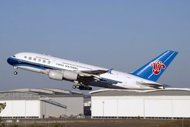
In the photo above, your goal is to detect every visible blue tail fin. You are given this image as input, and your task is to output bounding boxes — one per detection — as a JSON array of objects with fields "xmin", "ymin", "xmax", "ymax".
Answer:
[{"xmin": 130, "ymin": 50, "xmax": 178, "ymax": 82}]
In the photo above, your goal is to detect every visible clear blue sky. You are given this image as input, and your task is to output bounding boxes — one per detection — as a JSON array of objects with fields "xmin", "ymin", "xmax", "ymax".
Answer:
[{"xmin": 0, "ymin": 0, "xmax": 189, "ymax": 92}]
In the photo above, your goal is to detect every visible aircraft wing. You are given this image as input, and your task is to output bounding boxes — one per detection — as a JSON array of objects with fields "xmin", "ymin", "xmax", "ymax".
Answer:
[
  {"xmin": 76, "ymin": 69, "xmax": 115, "ymax": 85},
  {"xmin": 81, "ymin": 68, "xmax": 113, "ymax": 75}
]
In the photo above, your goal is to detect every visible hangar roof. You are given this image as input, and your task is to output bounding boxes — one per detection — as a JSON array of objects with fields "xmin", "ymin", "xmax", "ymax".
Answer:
[
  {"xmin": 10, "ymin": 88, "xmax": 82, "ymax": 95},
  {"xmin": 0, "ymin": 88, "xmax": 83, "ymax": 100},
  {"xmin": 0, "ymin": 88, "xmax": 83, "ymax": 109},
  {"xmin": 90, "ymin": 88, "xmax": 190, "ymax": 96}
]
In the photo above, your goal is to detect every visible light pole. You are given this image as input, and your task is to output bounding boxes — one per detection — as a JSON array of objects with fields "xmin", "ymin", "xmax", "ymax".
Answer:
[{"xmin": 102, "ymin": 101, "xmax": 104, "ymax": 118}]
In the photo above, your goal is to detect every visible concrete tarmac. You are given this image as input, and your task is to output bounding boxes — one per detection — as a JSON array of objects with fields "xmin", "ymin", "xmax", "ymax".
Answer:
[{"xmin": 1, "ymin": 119, "xmax": 190, "ymax": 127}]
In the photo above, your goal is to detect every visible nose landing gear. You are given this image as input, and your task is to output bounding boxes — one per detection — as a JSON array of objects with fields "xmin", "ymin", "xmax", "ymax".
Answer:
[{"xmin": 14, "ymin": 71, "xmax": 18, "ymax": 75}]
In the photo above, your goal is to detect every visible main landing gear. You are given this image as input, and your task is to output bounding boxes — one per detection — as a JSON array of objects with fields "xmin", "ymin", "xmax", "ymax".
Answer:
[{"xmin": 72, "ymin": 85, "xmax": 92, "ymax": 90}]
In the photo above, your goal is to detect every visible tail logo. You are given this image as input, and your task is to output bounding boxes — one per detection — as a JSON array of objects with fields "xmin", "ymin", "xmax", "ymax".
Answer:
[{"xmin": 151, "ymin": 60, "xmax": 166, "ymax": 75}]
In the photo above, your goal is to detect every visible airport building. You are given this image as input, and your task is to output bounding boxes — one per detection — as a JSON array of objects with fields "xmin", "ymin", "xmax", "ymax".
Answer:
[
  {"xmin": 0, "ymin": 88, "xmax": 84, "ymax": 118},
  {"xmin": 91, "ymin": 88, "xmax": 190, "ymax": 119}
]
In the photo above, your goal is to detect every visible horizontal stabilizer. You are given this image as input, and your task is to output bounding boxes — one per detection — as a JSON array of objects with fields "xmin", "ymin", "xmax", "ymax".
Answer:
[{"xmin": 139, "ymin": 82, "xmax": 169, "ymax": 89}]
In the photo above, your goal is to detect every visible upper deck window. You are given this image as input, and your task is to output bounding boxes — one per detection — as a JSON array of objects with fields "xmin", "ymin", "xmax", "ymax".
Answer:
[
  {"xmin": 24, "ymin": 56, "xmax": 27, "ymax": 59},
  {"xmin": 43, "ymin": 60, "xmax": 46, "ymax": 63},
  {"xmin": 29, "ymin": 57, "xmax": 32, "ymax": 60},
  {"xmin": 33, "ymin": 58, "xmax": 36, "ymax": 61}
]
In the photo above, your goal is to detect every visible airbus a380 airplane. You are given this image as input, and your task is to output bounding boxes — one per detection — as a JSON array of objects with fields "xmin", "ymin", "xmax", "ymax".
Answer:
[{"xmin": 7, "ymin": 50, "xmax": 178, "ymax": 90}]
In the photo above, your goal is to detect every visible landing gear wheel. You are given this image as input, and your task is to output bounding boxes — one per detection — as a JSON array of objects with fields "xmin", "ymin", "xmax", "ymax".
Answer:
[{"xmin": 14, "ymin": 71, "xmax": 18, "ymax": 75}]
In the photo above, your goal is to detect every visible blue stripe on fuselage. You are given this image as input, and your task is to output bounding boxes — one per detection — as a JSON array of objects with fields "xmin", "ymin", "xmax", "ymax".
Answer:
[{"xmin": 7, "ymin": 57, "xmax": 59, "ymax": 70}]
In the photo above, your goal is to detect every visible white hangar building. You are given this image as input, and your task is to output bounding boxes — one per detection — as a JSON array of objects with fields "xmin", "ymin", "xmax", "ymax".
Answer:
[
  {"xmin": 90, "ymin": 88, "xmax": 190, "ymax": 119},
  {"xmin": 0, "ymin": 88, "xmax": 84, "ymax": 119}
]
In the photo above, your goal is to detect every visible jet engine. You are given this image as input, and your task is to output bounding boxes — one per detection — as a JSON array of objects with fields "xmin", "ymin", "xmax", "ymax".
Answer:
[{"xmin": 48, "ymin": 70, "xmax": 78, "ymax": 81}]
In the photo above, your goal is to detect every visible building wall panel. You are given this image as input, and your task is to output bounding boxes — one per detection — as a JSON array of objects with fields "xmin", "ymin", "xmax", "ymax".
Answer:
[
  {"xmin": 103, "ymin": 99, "xmax": 117, "ymax": 116},
  {"xmin": 0, "ymin": 100, "xmax": 40, "ymax": 118},
  {"xmin": 118, "ymin": 98, "xmax": 144, "ymax": 117},
  {"xmin": 91, "ymin": 99, "xmax": 105, "ymax": 117},
  {"xmin": 91, "ymin": 95, "xmax": 190, "ymax": 118},
  {"xmin": 173, "ymin": 100, "xmax": 190, "ymax": 117},
  {"xmin": 145, "ymin": 99, "xmax": 172, "ymax": 117}
]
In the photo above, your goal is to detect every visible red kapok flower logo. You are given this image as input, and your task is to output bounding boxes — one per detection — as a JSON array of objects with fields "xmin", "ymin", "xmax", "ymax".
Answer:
[{"xmin": 151, "ymin": 60, "xmax": 166, "ymax": 75}]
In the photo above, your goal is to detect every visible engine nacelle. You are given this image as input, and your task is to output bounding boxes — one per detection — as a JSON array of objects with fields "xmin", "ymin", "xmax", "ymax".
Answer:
[
  {"xmin": 48, "ymin": 71, "xmax": 63, "ymax": 80},
  {"xmin": 62, "ymin": 70, "xmax": 78, "ymax": 81},
  {"xmin": 48, "ymin": 70, "xmax": 78, "ymax": 81}
]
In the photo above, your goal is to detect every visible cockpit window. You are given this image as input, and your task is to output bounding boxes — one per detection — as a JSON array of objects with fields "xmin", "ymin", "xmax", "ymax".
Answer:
[{"xmin": 13, "ymin": 55, "xmax": 16, "ymax": 57}]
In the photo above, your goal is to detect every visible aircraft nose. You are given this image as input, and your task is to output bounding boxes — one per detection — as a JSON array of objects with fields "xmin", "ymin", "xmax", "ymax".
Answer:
[{"xmin": 7, "ymin": 57, "xmax": 14, "ymax": 65}]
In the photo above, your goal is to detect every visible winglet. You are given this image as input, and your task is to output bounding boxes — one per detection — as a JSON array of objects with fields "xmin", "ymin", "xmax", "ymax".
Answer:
[{"xmin": 107, "ymin": 68, "xmax": 113, "ymax": 74}]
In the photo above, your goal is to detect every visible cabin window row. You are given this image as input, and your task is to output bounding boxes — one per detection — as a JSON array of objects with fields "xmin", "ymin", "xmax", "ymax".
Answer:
[{"xmin": 24, "ymin": 56, "xmax": 51, "ymax": 64}]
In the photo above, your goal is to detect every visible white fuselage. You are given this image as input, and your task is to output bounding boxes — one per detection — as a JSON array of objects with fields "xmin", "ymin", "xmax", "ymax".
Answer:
[{"xmin": 7, "ymin": 52, "xmax": 159, "ymax": 89}]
